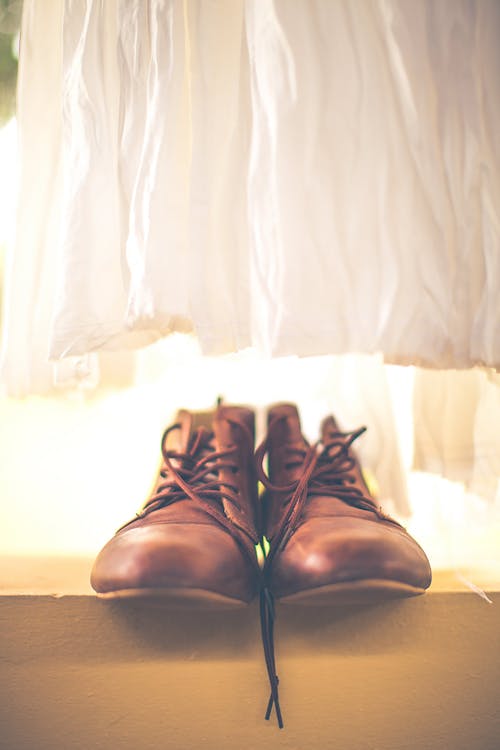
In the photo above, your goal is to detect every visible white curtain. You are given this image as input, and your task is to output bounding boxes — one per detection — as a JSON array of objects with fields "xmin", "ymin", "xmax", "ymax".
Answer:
[
  {"xmin": 413, "ymin": 368, "xmax": 500, "ymax": 501},
  {"xmin": 1, "ymin": 0, "xmax": 499, "ymax": 511}
]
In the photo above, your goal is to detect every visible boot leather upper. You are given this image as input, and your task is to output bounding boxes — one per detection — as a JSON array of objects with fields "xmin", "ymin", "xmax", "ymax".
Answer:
[
  {"xmin": 91, "ymin": 405, "xmax": 261, "ymax": 603},
  {"xmin": 263, "ymin": 404, "xmax": 432, "ymax": 598}
]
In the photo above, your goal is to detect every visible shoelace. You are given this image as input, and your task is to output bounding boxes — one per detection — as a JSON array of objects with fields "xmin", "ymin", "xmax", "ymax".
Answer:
[
  {"xmin": 255, "ymin": 415, "xmax": 403, "ymax": 728},
  {"xmin": 118, "ymin": 418, "xmax": 260, "ymax": 568}
]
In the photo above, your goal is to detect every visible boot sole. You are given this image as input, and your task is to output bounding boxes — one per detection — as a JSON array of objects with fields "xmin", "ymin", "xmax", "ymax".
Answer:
[
  {"xmin": 95, "ymin": 587, "xmax": 249, "ymax": 609},
  {"xmin": 279, "ymin": 578, "xmax": 427, "ymax": 606}
]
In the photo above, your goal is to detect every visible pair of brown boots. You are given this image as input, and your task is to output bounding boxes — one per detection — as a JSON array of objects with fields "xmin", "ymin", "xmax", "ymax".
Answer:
[{"xmin": 91, "ymin": 402, "xmax": 431, "ymax": 727}]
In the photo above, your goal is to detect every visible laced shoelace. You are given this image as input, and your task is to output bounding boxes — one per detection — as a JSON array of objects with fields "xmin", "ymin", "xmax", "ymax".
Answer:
[
  {"xmin": 118, "ymin": 418, "xmax": 260, "ymax": 569},
  {"xmin": 255, "ymin": 415, "xmax": 403, "ymax": 728}
]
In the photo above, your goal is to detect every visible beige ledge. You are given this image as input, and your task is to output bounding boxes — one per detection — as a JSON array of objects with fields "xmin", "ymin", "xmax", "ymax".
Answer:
[{"xmin": 1, "ymin": 556, "xmax": 499, "ymax": 750}]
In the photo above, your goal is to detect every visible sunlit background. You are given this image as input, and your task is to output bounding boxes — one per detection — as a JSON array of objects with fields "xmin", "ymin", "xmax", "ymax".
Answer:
[{"xmin": 0, "ymin": 1, "xmax": 498, "ymax": 585}]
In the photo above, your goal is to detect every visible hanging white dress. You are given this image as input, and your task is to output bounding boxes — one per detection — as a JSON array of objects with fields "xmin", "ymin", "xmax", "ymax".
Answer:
[{"xmin": 5, "ymin": 0, "xmax": 498, "ymax": 366}]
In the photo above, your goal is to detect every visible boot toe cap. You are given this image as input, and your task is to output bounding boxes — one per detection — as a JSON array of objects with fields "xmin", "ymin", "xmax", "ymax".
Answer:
[
  {"xmin": 270, "ymin": 516, "xmax": 432, "ymax": 599},
  {"xmin": 91, "ymin": 522, "xmax": 258, "ymax": 604}
]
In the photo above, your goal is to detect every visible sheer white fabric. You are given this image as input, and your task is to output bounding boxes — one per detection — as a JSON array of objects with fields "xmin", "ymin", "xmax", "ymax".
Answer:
[
  {"xmin": 0, "ymin": 0, "xmax": 499, "ymax": 512},
  {"xmin": 413, "ymin": 368, "xmax": 500, "ymax": 502},
  {"xmin": 18, "ymin": 0, "xmax": 500, "ymax": 365}
]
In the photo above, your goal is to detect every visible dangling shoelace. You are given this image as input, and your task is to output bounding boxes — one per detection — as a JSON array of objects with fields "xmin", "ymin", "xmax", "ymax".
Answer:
[
  {"xmin": 118, "ymin": 419, "xmax": 260, "ymax": 569},
  {"xmin": 255, "ymin": 415, "xmax": 403, "ymax": 728}
]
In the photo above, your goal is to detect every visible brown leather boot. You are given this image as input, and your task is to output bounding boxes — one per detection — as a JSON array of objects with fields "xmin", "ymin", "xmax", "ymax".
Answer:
[
  {"xmin": 257, "ymin": 402, "xmax": 432, "ymax": 605},
  {"xmin": 91, "ymin": 404, "xmax": 261, "ymax": 607},
  {"xmin": 255, "ymin": 403, "xmax": 432, "ymax": 727}
]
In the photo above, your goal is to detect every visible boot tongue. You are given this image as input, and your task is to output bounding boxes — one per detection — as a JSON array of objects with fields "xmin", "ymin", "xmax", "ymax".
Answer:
[
  {"xmin": 267, "ymin": 403, "xmax": 303, "ymax": 444},
  {"xmin": 213, "ymin": 405, "xmax": 255, "ymax": 446},
  {"xmin": 212, "ymin": 411, "xmax": 234, "ymax": 448},
  {"xmin": 320, "ymin": 414, "xmax": 342, "ymax": 444},
  {"xmin": 212, "ymin": 406, "xmax": 258, "ymax": 541}
]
